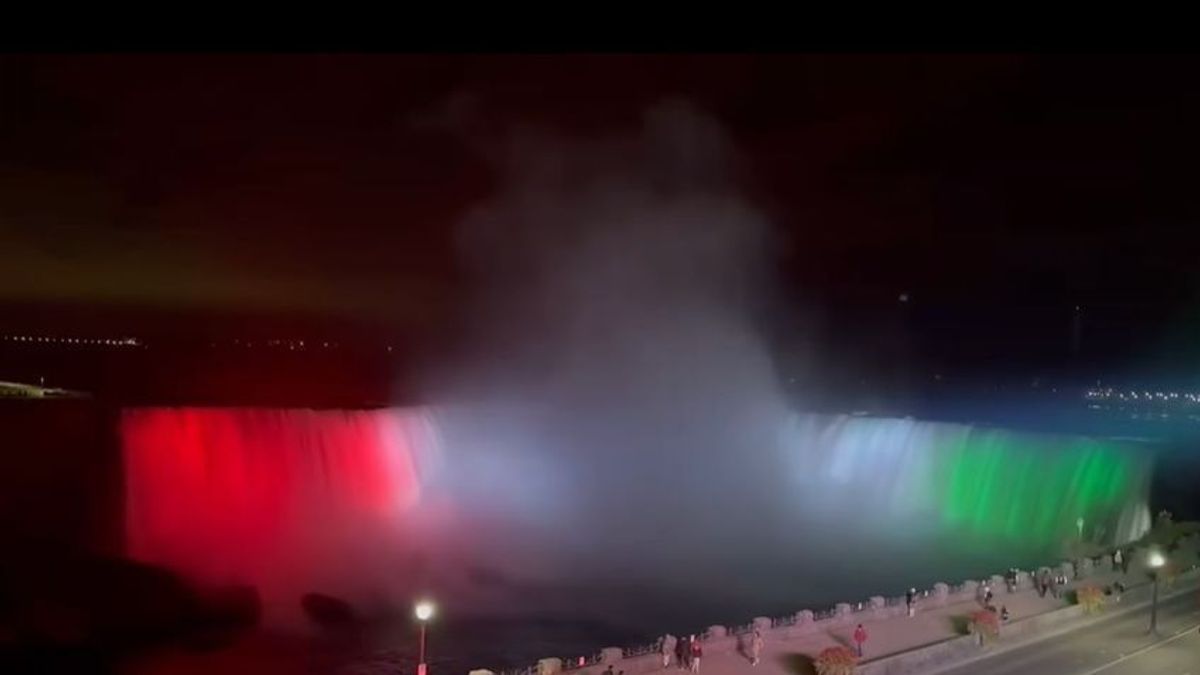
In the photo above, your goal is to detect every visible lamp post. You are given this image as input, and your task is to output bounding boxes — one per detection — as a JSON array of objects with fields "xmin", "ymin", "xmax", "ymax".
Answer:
[
  {"xmin": 1147, "ymin": 551, "xmax": 1165, "ymax": 635},
  {"xmin": 415, "ymin": 600, "xmax": 435, "ymax": 675}
]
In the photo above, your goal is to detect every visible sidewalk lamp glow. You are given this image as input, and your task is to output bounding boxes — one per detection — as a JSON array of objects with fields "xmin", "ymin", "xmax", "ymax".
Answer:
[
  {"xmin": 415, "ymin": 600, "xmax": 436, "ymax": 675},
  {"xmin": 1147, "ymin": 551, "xmax": 1165, "ymax": 635},
  {"xmin": 415, "ymin": 600, "xmax": 435, "ymax": 621}
]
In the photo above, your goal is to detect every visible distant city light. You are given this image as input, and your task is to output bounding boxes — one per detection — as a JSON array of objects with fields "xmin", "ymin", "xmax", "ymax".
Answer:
[
  {"xmin": 1084, "ymin": 386, "xmax": 1200, "ymax": 414},
  {"xmin": 1, "ymin": 334, "xmax": 141, "ymax": 348}
]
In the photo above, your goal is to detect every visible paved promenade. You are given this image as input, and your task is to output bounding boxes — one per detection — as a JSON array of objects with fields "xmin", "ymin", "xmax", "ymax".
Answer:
[
  {"xmin": 667, "ymin": 564, "xmax": 1191, "ymax": 675},
  {"xmin": 938, "ymin": 589, "xmax": 1200, "ymax": 675}
]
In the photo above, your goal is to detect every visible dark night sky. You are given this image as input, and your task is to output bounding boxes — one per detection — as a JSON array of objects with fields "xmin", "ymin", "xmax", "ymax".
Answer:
[{"xmin": 4, "ymin": 54, "xmax": 1200, "ymax": 377}]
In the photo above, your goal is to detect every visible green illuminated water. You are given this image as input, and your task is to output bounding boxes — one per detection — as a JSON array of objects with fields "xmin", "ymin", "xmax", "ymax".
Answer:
[{"xmin": 780, "ymin": 415, "xmax": 1152, "ymax": 551}]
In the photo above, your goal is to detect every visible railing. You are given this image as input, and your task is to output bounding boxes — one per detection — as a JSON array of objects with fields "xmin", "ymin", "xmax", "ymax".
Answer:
[
  {"xmin": 487, "ymin": 540, "xmax": 1198, "ymax": 675},
  {"xmin": 771, "ymin": 613, "xmax": 798, "ymax": 628},
  {"xmin": 622, "ymin": 642, "xmax": 660, "ymax": 659},
  {"xmin": 497, "ymin": 666, "xmax": 538, "ymax": 675},
  {"xmin": 561, "ymin": 653, "xmax": 603, "ymax": 671}
]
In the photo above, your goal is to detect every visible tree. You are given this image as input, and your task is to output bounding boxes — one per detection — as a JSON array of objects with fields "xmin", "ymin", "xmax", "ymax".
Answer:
[
  {"xmin": 814, "ymin": 646, "xmax": 858, "ymax": 675},
  {"xmin": 1076, "ymin": 585, "xmax": 1105, "ymax": 614},
  {"xmin": 970, "ymin": 609, "xmax": 1000, "ymax": 643}
]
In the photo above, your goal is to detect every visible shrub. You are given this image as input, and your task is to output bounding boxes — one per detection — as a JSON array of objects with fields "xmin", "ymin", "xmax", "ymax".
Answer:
[
  {"xmin": 814, "ymin": 645, "xmax": 858, "ymax": 675},
  {"xmin": 1076, "ymin": 585, "xmax": 1105, "ymax": 614}
]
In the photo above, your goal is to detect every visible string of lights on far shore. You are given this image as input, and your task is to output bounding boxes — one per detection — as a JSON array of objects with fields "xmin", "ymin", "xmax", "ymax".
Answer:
[
  {"xmin": 1, "ymin": 335, "xmax": 141, "ymax": 347},
  {"xmin": 1084, "ymin": 388, "xmax": 1200, "ymax": 404},
  {"xmin": 0, "ymin": 335, "xmax": 400, "ymax": 352}
]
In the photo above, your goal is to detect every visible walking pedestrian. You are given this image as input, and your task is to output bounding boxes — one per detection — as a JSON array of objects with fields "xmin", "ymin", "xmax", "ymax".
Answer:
[
  {"xmin": 661, "ymin": 634, "xmax": 675, "ymax": 669},
  {"xmin": 689, "ymin": 636, "xmax": 702, "ymax": 673},
  {"xmin": 1118, "ymin": 548, "xmax": 1129, "ymax": 575},
  {"xmin": 906, "ymin": 588, "xmax": 916, "ymax": 617},
  {"xmin": 1001, "ymin": 606, "xmax": 1010, "ymax": 623},
  {"xmin": 853, "ymin": 624, "xmax": 868, "ymax": 658},
  {"xmin": 749, "ymin": 630, "xmax": 763, "ymax": 666},
  {"xmin": 676, "ymin": 636, "xmax": 688, "ymax": 670}
]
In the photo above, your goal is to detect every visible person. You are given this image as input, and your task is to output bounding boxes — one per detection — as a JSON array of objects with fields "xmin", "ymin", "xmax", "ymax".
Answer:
[
  {"xmin": 984, "ymin": 586, "xmax": 994, "ymax": 605},
  {"xmin": 749, "ymin": 630, "xmax": 764, "ymax": 666},
  {"xmin": 1112, "ymin": 580, "xmax": 1125, "ymax": 603},
  {"xmin": 853, "ymin": 623, "xmax": 868, "ymax": 657},
  {"xmin": 906, "ymin": 588, "xmax": 916, "ymax": 617},
  {"xmin": 677, "ymin": 635, "xmax": 690, "ymax": 670},
  {"xmin": 1120, "ymin": 548, "xmax": 1130, "ymax": 575},
  {"xmin": 1001, "ymin": 605, "xmax": 1010, "ymax": 623},
  {"xmin": 689, "ymin": 636, "xmax": 702, "ymax": 673},
  {"xmin": 661, "ymin": 634, "xmax": 675, "ymax": 669},
  {"xmin": 603, "ymin": 666, "xmax": 613, "ymax": 675}
]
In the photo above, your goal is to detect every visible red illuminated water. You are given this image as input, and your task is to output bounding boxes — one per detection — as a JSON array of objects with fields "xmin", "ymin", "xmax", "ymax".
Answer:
[
  {"xmin": 114, "ymin": 406, "xmax": 1159, "ymax": 675},
  {"xmin": 122, "ymin": 407, "xmax": 437, "ymax": 626}
]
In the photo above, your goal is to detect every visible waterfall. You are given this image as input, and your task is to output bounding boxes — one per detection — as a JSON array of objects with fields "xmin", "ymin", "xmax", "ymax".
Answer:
[
  {"xmin": 121, "ymin": 407, "xmax": 441, "ymax": 626},
  {"xmin": 777, "ymin": 413, "xmax": 1153, "ymax": 549},
  {"xmin": 1114, "ymin": 500, "xmax": 1153, "ymax": 545},
  {"xmin": 120, "ymin": 407, "xmax": 1155, "ymax": 630}
]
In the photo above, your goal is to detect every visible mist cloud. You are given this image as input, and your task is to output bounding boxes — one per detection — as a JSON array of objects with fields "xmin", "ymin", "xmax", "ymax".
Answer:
[{"xmin": 426, "ymin": 102, "xmax": 793, "ymax": 608}]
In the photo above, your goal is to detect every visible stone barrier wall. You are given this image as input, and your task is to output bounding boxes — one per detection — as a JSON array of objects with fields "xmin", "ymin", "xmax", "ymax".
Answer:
[
  {"xmin": 493, "ymin": 532, "xmax": 1200, "ymax": 675},
  {"xmin": 857, "ymin": 563, "xmax": 1200, "ymax": 675}
]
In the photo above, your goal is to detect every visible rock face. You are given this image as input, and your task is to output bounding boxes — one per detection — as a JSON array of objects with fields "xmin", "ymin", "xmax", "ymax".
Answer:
[
  {"xmin": 0, "ymin": 544, "xmax": 259, "ymax": 660},
  {"xmin": 193, "ymin": 584, "xmax": 261, "ymax": 638},
  {"xmin": 301, "ymin": 593, "xmax": 357, "ymax": 627}
]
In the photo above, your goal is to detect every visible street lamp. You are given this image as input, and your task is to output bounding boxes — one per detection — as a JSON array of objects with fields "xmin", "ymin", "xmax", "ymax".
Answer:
[
  {"xmin": 415, "ymin": 600, "xmax": 436, "ymax": 675},
  {"xmin": 1147, "ymin": 551, "xmax": 1165, "ymax": 635}
]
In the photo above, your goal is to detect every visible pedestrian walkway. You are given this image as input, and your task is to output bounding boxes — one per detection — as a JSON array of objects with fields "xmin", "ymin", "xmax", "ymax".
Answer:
[{"xmin": 682, "ymin": 565, "xmax": 1175, "ymax": 675}]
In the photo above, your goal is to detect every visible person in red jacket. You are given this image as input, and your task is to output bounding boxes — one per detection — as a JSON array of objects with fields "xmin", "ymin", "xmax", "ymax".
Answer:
[
  {"xmin": 689, "ymin": 636, "xmax": 703, "ymax": 672},
  {"xmin": 853, "ymin": 624, "xmax": 868, "ymax": 657}
]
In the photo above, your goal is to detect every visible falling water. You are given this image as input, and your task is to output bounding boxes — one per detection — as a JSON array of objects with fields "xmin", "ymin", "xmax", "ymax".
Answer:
[
  {"xmin": 121, "ymin": 406, "xmax": 1153, "ymax": 645},
  {"xmin": 776, "ymin": 413, "xmax": 1153, "ymax": 549},
  {"xmin": 121, "ymin": 407, "xmax": 442, "ymax": 627}
]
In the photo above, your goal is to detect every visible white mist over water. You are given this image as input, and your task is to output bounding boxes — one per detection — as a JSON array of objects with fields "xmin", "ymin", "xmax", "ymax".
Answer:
[
  {"xmin": 412, "ymin": 103, "xmax": 1153, "ymax": 635},
  {"xmin": 424, "ymin": 102, "xmax": 795, "ymax": 598}
]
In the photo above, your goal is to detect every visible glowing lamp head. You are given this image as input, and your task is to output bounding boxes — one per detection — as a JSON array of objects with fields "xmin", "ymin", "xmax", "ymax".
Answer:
[
  {"xmin": 415, "ymin": 600, "xmax": 435, "ymax": 621},
  {"xmin": 1148, "ymin": 552, "xmax": 1165, "ymax": 569}
]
